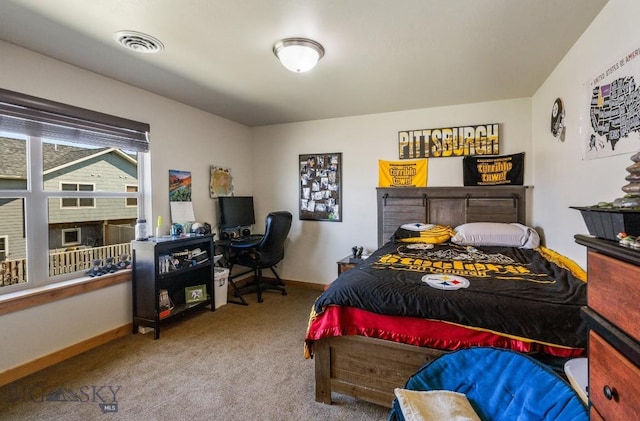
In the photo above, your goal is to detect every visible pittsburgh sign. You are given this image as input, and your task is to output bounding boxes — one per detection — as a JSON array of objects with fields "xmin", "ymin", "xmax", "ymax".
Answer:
[{"xmin": 398, "ymin": 123, "xmax": 499, "ymax": 159}]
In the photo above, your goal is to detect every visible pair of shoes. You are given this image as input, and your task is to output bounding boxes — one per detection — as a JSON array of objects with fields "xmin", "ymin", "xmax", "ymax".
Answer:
[
  {"xmin": 103, "ymin": 257, "xmax": 118, "ymax": 274},
  {"xmin": 86, "ymin": 257, "xmax": 120, "ymax": 277},
  {"xmin": 117, "ymin": 253, "xmax": 131, "ymax": 269},
  {"xmin": 87, "ymin": 259, "xmax": 106, "ymax": 277}
]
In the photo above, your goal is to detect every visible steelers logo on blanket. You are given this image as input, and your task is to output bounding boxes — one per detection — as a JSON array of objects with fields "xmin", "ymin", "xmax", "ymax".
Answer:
[{"xmin": 422, "ymin": 274, "xmax": 470, "ymax": 290}]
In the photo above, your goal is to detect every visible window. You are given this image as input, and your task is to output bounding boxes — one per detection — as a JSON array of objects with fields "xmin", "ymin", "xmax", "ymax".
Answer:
[
  {"xmin": 0, "ymin": 236, "xmax": 7, "ymax": 260},
  {"xmin": 61, "ymin": 183, "xmax": 95, "ymax": 208},
  {"xmin": 61, "ymin": 228, "xmax": 81, "ymax": 246},
  {"xmin": 125, "ymin": 185, "xmax": 138, "ymax": 207},
  {"xmin": 0, "ymin": 88, "xmax": 150, "ymax": 292}
]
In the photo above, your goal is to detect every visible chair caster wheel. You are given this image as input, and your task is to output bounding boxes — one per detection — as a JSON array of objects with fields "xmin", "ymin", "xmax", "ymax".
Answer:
[{"xmin": 282, "ymin": 291, "xmax": 287, "ymax": 296}]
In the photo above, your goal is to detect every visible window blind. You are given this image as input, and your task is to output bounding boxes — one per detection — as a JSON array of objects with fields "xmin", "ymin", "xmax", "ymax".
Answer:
[{"xmin": 0, "ymin": 88, "xmax": 150, "ymax": 152}]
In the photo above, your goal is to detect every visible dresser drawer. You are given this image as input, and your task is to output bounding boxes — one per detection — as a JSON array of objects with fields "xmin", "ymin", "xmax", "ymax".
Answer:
[
  {"xmin": 588, "ymin": 251, "xmax": 640, "ymax": 342},
  {"xmin": 589, "ymin": 331, "xmax": 640, "ymax": 419}
]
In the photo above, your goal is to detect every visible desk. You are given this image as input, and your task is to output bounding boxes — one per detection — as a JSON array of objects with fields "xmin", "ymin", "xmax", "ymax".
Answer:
[
  {"xmin": 216, "ymin": 234, "xmax": 264, "ymax": 306},
  {"xmin": 230, "ymin": 234, "xmax": 263, "ymax": 246},
  {"xmin": 216, "ymin": 235, "xmax": 263, "ymax": 267}
]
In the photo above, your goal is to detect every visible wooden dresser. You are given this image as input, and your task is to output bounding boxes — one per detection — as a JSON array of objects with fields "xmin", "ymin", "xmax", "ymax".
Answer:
[{"xmin": 575, "ymin": 235, "xmax": 640, "ymax": 420}]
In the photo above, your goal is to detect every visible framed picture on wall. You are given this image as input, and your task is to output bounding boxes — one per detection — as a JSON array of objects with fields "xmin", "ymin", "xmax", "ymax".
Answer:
[
  {"xmin": 299, "ymin": 153, "xmax": 342, "ymax": 222},
  {"xmin": 209, "ymin": 165, "xmax": 234, "ymax": 198}
]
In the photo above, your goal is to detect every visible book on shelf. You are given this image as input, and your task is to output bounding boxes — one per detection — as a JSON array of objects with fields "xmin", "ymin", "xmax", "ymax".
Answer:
[
  {"xmin": 159, "ymin": 289, "xmax": 174, "ymax": 319},
  {"xmin": 191, "ymin": 248, "xmax": 209, "ymax": 264},
  {"xmin": 159, "ymin": 307, "xmax": 171, "ymax": 319}
]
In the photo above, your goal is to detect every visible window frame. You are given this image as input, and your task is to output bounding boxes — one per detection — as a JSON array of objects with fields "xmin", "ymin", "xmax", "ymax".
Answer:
[
  {"xmin": 0, "ymin": 235, "xmax": 7, "ymax": 260},
  {"xmin": 125, "ymin": 184, "xmax": 138, "ymax": 207},
  {"xmin": 61, "ymin": 227, "xmax": 82, "ymax": 246},
  {"xmin": 59, "ymin": 182, "xmax": 96, "ymax": 208},
  {"xmin": 0, "ymin": 88, "xmax": 150, "ymax": 295},
  {"xmin": 0, "ymin": 135, "xmax": 147, "ymax": 293}
]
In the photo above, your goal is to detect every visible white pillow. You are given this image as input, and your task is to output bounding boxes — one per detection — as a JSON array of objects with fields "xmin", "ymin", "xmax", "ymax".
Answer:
[
  {"xmin": 394, "ymin": 388, "xmax": 481, "ymax": 421},
  {"xmin": 451, "ymin": 222, "xmax": 540, "ymax": 249}
]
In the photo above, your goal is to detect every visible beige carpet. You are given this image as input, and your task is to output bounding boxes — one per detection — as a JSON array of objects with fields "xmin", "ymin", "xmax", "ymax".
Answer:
[{"xmin": 0, "ymin": 285, "xmax": 390, "ymax": 420}]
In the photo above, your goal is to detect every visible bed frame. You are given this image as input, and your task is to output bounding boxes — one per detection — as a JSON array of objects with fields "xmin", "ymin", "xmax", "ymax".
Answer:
[{"xmin": 314, "ymin": 185, "xmax": 529, "ymax": 408}]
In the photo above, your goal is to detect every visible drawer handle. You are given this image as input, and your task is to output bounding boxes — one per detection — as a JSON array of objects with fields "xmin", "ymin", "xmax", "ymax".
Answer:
[{"xmin": 603, "ymin": 385, "xmax": 618, "ymax": 401}]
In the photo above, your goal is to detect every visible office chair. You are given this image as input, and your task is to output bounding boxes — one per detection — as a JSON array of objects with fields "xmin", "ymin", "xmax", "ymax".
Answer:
[{"xmin": 228, "ymin": 211, "xmax": 292, "ymax": 303}]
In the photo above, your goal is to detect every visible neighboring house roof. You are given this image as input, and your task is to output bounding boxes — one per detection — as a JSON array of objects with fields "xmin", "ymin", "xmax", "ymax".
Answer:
[
  {"xmin": 43, "ymin": 142, "xmax": 105, "ymax": 172},
  {"xmin": 0, "ymin": 137, "xmax": 136, "ymax": 179},
  {"xmin": 0, "ymin": 137, "xmax": 28, "ymax": 179}
]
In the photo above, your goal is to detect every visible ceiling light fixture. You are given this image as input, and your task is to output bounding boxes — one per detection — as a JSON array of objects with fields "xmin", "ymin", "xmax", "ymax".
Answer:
[
  {"xmin": 114, "ymin": 30, "xmax": 164, "ymax": 54},
  {"xmin": 273, "ymin": 38, "xmax": 324, "ymax": 73}
]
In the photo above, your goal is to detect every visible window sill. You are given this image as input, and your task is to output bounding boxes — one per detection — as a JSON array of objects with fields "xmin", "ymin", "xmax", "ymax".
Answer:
[{"xmin": 0, "ymin": 270, "xmax": 131, "ymax": 316}]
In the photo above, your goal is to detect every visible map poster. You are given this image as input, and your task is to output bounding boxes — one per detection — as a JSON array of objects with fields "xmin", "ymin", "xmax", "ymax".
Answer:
[
  {"xmin": 209, "ymin": 165, "xmax": 234, "ymax": 198},
  {"xmin": 583, "ymin": 46, "xmax": 640, "ymax": 160}
]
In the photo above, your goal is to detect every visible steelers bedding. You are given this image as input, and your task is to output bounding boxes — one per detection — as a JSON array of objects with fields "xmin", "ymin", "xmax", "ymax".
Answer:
[{"xmin": 305, "ymin": 238, "xmax": 588, "ymax": 358}]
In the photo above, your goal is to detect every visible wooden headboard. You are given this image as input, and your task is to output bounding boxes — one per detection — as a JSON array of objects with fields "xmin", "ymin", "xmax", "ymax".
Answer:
[{"xmin": 377, "ymin": 186, "xmax": 528, "ymax": 247}]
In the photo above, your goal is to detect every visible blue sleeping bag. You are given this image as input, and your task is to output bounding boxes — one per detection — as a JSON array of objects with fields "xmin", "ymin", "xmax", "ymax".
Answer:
[{"xmin": 389, "ymin": 347, "xmax": 587, "ymax": 421}]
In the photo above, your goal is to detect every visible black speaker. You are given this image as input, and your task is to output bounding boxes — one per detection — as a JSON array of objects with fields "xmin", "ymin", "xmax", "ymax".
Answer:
[
  {"xmin": 221, "ymin": 228, "xmax": 246, "ymax": 239},
  {"xmin": 221, "ymin": 229, "xmax": 238, "ymax": 240}
]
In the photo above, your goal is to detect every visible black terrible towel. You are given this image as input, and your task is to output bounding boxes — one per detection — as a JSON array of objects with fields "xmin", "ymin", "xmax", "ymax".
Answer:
[{"xmin": 463, "ymin": 153, "xmax": 524, "ymax": 186}]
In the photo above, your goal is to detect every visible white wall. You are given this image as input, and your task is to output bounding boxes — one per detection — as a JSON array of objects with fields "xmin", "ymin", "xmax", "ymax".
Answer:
[
  {"xmin": 252, "ymin": 99, "xmax": 532, "ymax": 285},
  {"xmin": 0, "ymin": 40, "xmax": 252, "ymax": 374},
  {"xmin": 531, "ymin": 0, "xmax": 640, "ymax": 267},
  {"xmin": 2, "ymin": 0, "xmax": 634, "ymax": 375}
]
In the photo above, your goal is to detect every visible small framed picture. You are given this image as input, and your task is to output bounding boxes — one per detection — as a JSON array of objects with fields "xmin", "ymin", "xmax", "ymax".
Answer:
[{"xmin": 185, "ymin": 284, "xmax": 208, "ymax": 304}]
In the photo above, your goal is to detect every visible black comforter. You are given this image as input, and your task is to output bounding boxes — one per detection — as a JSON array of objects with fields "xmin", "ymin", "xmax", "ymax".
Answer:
[{"xmin": 314, "ymin": 241, "xmax": 587, "ymax": 348}]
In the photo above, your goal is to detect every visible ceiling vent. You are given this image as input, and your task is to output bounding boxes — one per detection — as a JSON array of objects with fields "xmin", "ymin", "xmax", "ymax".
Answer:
[{"xmin": 114, "ymin": 30, "xmax": 164, "ymax": 53}]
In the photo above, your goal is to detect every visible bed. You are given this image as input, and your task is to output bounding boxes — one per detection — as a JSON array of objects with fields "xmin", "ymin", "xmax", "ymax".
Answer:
[{"xmin": 305, "ymin": 186, "xmax": 587, "ymax": 408}]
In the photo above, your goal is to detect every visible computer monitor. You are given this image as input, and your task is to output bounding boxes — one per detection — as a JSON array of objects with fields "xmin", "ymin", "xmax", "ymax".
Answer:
[{"xmin": 219, "ymin": 196, "xmax": 256, "ymax": 229}]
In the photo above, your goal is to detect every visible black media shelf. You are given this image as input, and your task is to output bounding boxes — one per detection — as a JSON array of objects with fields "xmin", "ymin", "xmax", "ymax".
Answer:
[{"xmin": 132, "ymin": 234, "xmax": 215, "ymax": 339}]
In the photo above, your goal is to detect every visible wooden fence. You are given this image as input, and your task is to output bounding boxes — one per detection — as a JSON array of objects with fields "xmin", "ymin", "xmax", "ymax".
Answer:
[
  {"xmin": 0, "ymin": 258, "xmax": 26, "ymax": 286},
  {"xmin": 0, "ymin": 243, "xmax": 132, "ymax": 286},
  {"xmin": 49, "ymin": 243, "xmax": 132, "ymax": 276}
]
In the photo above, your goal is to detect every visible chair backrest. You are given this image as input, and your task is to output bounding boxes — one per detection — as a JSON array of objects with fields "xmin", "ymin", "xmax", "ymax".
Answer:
[{"xmin": 256, "ymin": 211, "xmax": 292, "ymax": 267}]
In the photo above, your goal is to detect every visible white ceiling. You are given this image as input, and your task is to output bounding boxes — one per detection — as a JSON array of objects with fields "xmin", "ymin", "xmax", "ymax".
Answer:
[{"xmin": 0, "ymin": 0, "xmax": 608, "ymax": 127}]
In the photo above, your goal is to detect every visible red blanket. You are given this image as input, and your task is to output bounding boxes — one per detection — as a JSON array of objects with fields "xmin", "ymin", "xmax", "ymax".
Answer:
[{"xmin": 305, "ymin": 305, "xmax": 585, "ymax": 359}]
